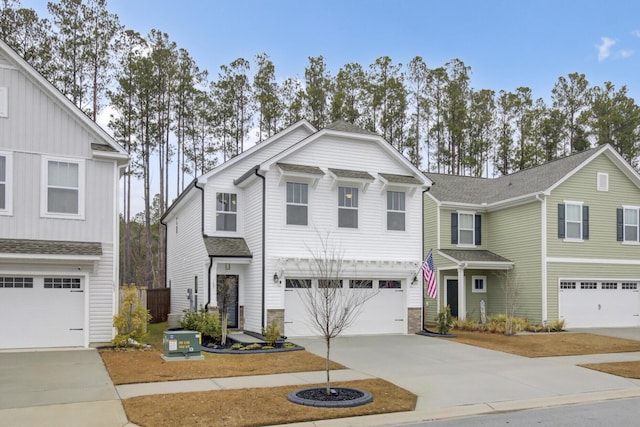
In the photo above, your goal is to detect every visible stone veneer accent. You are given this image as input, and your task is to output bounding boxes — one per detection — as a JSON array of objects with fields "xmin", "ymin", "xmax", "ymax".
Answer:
[
  {"xmin": 407, "ymin": 307, "xmax": 422, "ymax": 333},
  {"xmin": 266, "ymin": 309, "xmax": 285, "ymax": 334}
]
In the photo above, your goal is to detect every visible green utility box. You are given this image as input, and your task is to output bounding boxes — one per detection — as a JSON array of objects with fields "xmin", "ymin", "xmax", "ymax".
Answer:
[{"xmin": 161, "ymin": 330, "xmax": 204, "ymax": 361}]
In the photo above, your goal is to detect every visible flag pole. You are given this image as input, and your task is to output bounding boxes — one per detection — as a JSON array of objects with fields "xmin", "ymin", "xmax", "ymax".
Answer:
[{"xmin": 418, "ymin": 249, "xmax": 433, "ymax": 332}]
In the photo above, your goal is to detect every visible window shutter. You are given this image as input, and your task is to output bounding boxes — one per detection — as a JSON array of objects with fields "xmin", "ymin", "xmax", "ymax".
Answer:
[
  {"xmin": 474, "ymin": 214, "xmax": 482, "ymax": 245},
  {"xmin": 617, "ymin": 208, "xmax": 623, "ymax": 241},
  {"xmin": 582, "ymin": 205, "xmax": 589, "ymax": 240},
  {"xmin": 451, "ymin": 212, "xmax": 458, "ymax": 244},
  {"xmin": 557, "ymin": 204, "xmax": 565, "ymax": 238}
]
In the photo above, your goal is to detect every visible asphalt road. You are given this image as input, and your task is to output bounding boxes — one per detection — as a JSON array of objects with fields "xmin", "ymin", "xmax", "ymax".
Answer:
[{"xmin": 405, "ymin": 397, "xmax": 640, "ymax": 426}]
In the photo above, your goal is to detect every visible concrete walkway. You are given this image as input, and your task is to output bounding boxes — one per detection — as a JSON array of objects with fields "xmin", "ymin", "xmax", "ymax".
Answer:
[{"xmin": 3, "ymin": 328, "xmax": 640, "ymax": 426}]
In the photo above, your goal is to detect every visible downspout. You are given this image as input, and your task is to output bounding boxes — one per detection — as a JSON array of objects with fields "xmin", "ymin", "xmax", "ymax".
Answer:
[
  {"xmin": 194, "ymin": 180, "xmax": 214, "ymax": 310},
  {"xmin": 536, "ymin": 192, "xmax": 548, "ymax": 324},
  {"xmin": 255, "ymin": 167, "xmax": 267, "ymax": 329},
  {"xmin": 421, "ymin": 186, "xmax": 431, "ymax": 331}
]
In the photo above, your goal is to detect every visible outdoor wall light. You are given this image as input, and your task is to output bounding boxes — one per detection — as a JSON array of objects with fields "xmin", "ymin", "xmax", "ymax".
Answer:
[{"xmin": 273, "ymin": 272, "xmax": 279, "ymax": 283}]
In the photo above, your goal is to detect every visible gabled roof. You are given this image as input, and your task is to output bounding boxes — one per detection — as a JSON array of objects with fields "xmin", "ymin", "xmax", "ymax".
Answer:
[
  {"xmin": 438, "ymin": 249, "xmax": 513, "ymax": 270},
  {"xmin": 0, "ymin": 40, "xmax": 128, "ymax": 162},
  {"xmin": 427, "ymin": 145, "xmax": 637, "ymax": 208}
]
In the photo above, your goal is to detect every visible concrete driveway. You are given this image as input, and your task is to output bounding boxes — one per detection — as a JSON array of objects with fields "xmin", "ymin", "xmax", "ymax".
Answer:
[
  {"xmin": 0, "ymin": 348, "xmax": 129, "ymax": 427},
  {"xmin": 294, "ymin": 332, "xmax": 640, "ymax": 411}
]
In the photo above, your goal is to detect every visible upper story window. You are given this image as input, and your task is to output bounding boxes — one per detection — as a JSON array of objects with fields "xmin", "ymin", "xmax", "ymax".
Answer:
[
  {"xmin": 338, "ymin": 186, "xmax": 358, "ymax": 228},
  {"xmin": 618, "ymin": 206, "xmax": 640, "ymax": 243},
  {"xmin": 0, "ymin": 87, "xmax": 7, "ymax": 118},
  {"xmin": 0, "ymin": 151, "xmax": 11, "ymax": 215},
  {"xmin": 558, "ymin": 202, "xmax": 588, "ymax": 241},
  {"xmin": 42, "ymin": 157, "xmax": 84, "ymax": 219},
  {"xmin": 387, "ymin": 191, "xmax": 405, "ymax": 231},
  {"xmin": 286, "ymin": 182, "xmax": 308, "ymax": 226},
  {"xmin": 216, "ymin": 192, "xmax": 237, "ymax": 231},
  {"xmin": 451, "ymin": 211, "xmax": 481, "ymax": 246}
]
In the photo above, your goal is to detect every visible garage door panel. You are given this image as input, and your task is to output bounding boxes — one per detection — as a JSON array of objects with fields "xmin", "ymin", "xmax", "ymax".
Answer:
[
  {"xmin": 0, "ymin": 275, "xmax": 85, "ymax": 349},
  {"xmin": 559, "ymin": 280, "xmax": 640, "ymax": 328}
]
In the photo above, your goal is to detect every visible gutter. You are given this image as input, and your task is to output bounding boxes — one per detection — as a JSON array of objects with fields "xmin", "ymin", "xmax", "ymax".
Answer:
[{"xmin": 254, "ymin": 167, "xmax": 267, "ymax": 330}]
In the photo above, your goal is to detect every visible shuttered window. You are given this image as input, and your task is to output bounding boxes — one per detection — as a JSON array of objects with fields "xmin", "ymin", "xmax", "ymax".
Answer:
[
  {"xmin": 618, "ymin": 207, "xmax": 640, "ymax": 243},
  {"xmin": 451, "ymin": 212, "xmax": 481, "ymax": 245},
  {"xmin": 558, "ymin": 203, "xmax": 588, "ymax": 240}
]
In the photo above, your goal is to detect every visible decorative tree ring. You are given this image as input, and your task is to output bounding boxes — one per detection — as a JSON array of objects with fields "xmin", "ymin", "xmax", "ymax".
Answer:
[{"xmin": 287, "ymin": 387, "xmax": 373, "ymax": 408}]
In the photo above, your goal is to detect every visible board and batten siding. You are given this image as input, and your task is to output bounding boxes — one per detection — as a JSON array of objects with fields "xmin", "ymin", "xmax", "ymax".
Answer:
[
  {"xmin": 165, "ymin": 190, "xmax": 208, "ymax": 315},
  {"xmin": 243, "ymin": 178, "xmax": 264, "ymax": 333},
  {"xmin": 265, "ymin": 136, "xmax": 423, "ymax": 264},
  {"xmin": 487, "ymin": 202, "xmax": 543, "ymax": 323}
]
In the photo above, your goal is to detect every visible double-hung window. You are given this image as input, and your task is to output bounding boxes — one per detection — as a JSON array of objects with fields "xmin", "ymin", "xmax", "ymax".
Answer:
[
  {"xmin": 619, "ymin": 206, "xmax": 640, "ymax": 243},
  {"xmin": 558, "ymin": 202, "xmax": 588, "ymax": 240},
  {"xmin": 338, "ymin": 186, "xmax": 358, "ymax": 228},
  {"xmin": 0, "ymin": 151, "xmax": 11, "ymax": 214},
  {"xmin": 387, "ymin": 191, "xmax": 405, "ymax": 231},
  {"xmin": 286, "ymin": 182, "xmax": 308, "ymax": 225},
  {"xmin": 451, "ymin": 211, "xmax": 481, "ymax": 245},
  {"xmin": 216, "ymin": 192, "xmax": 237, "ymax": 231},
  {"xmin": 42, "ymin": 157, "xmax": 84, "ymax": 218}
]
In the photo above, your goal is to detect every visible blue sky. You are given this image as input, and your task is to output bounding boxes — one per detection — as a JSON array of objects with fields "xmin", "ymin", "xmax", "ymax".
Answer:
[{"xmin": 22, "ymin": 0, "xmax": 640, "ymax": 101}]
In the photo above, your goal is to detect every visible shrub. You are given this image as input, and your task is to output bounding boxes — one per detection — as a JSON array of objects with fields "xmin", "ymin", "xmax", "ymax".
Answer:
[
  {"xmin": 240, "ymin": 343, "xmax": 262, "ymax": 351},
  {"xmin": 261, "ymin": 320, "xmax": 281, "ymax": 346},
  {"xmin": 453, "ymin": 317, "xmax": 477, "ymax": 331},
  {"xmin": 435, "ymin": 305, "xmax": 453, "ymax": 334},
  {"xmin": 180, "ymin": 307, "xmax": 222, "ymax": 342},
  {"xmin": 230, "ymin": 343, "xmax": 243, "ymax": 350},
  {"xmin": 545, "ymin": 319, "xmax": 565, "ymax": 332},
  {"xmin": 112, "ymin": 284, "xmax": 151, "ymax": 348}
]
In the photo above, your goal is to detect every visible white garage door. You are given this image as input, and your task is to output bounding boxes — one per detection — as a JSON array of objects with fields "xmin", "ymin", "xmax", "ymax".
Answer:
[
  {"xmin": 559, "ymin": 280, "xmax": 640, "ymax": 328},
  {"xmin": 284, "ymin": 278, "xmax": 405, "ymax": 337},
  {"xmin": 0, "ymin": 276, "xmax": 85, "ymax": 349}
]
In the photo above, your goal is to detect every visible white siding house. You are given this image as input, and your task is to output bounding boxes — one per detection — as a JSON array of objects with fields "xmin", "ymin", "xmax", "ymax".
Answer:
[
  {"xmin": 162, "ymin": 120, "xmax": 432, "ymax": 337},
  {"xmin": 0, "ymin": 40, "xmax": 128, "ymax": 349}
]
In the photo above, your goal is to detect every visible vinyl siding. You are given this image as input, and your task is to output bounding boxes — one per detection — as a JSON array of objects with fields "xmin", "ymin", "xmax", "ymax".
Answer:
[
  {"xmin": 165, "ymin": 190, "xmax": 208, "ymax": 315},
  {"xmin": 488, "ymin": 202, "xmax": 542, "ymax": 322},
  {"xmin": 89, "ymin": 242, "xmax": 116, "ymax": 343},
  {"xmin": 439, "ymin": 209, "xmax": 488, "ymax": 250},
  {"xmin": 243, "ymin": 178, "xmax": 263, "ymax": 332}
]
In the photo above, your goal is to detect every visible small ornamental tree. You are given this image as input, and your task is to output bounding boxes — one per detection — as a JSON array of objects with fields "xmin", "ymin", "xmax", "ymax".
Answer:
[
  {"xmin": 113, "ymin": 284, "xmax": 151, "ymax": 347},
  {"xmin": 500, "ymin": 270, "xmax": 520, "ymax": 336},
  {"xmin": 293, "ymin": 233, "xmax": 378, "ymax": 394}
]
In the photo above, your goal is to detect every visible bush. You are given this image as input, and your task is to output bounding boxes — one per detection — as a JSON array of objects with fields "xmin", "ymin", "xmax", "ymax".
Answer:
[
  {"xmin": 180, "ymin": 307, "xmax": 222, "ymax": 342},
  {"xmin": 112, "ymin": 284, "xmax": 151, "ymax": 347},
  {"xmin": 435, "ymin": 305, "xmax": 454, "ymax": 334},
  {"xmin": 545, "ymin": 319, "xmax": 565, "ymax": 332},
  {"xmin": 261, "ymin": 320, "xmax": 281, "ymax": 346}
]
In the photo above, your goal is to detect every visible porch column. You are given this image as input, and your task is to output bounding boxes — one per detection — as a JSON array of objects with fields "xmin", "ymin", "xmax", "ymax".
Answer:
[{"xmin": 457, "ymin": 266, "xmax": 466, "ymax": 320}]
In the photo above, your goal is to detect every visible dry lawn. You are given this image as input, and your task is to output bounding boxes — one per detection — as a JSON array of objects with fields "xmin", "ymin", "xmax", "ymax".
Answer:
[
  {"xmin": 580, "ymin": 361, "xmax": 640, "ymax": 379},
  {"xmin": 448, "ymin": 330, "xmax": 640, "ymax": 357},
  {"xmin": 100, "ymin": 348, "xmax": 345, "ymax": 385},
  {"xmin": 122, "ymin": 378, "xmax": 416, "ymax": 427}
]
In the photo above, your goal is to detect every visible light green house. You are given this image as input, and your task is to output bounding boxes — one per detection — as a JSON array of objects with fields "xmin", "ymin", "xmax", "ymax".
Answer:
[{"xmin": 424, "ymin": 144, "xmax": 640, "ymax": 328}]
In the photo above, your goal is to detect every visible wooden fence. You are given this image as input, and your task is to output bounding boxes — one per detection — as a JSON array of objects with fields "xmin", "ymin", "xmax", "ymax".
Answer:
[{"xmin": 147, "ymin": 288, "xmax": 170, "ymax": 324}]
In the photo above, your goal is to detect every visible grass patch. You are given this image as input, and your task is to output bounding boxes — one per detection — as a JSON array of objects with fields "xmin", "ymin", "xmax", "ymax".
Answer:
[
  {"xmin": 579, "ymin": 361, "xmax": 640, "ymax": 379},
  {"xmin": 122, "ymin": 378, "xmax": 416, "ymax": 427},
  {"xmin": 448, "ymin": 330, "xmax": 640, "ymax": 357},
  {"xmin": 100, "ymin": 348, "xmax": 345, "ymax": 385}
]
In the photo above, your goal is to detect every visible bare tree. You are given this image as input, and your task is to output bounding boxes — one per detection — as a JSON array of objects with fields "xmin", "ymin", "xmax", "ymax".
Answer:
[
  {"xmin": 293, "ymin": 233, "xmax": 378, "ymax": 395},
  {"xmin": 500, "ymin": 270, "xmax": 520, "ymax": 336}
]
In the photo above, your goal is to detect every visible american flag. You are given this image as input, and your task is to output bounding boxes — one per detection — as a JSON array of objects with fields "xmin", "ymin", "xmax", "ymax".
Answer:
[{"xmin": 422, "ymin": 252, "xmax": 437, "ymax": 299}]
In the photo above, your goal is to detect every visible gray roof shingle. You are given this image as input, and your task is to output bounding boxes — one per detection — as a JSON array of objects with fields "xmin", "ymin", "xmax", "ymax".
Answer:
[
  {"xmin": 427, "ymin": 146, "xmax": 600, "ymax": 204},
  {"xmin": 328, "ymin": 168, "xmax": 375, "ymax": 180},
  {"xmin": 379, "ymin": 173, "xmax": 423, "ymax": 185},
  {"xmin": 91, "ymin": 143, "xmax": 117, "ymax": 152},
  {"xmin": 0, "ymin": 239, "xmax": 102, "ymax": 256},
  {"xmin": 440, "ymin": 249, "xmax": 512, "ymax": 263},
  {"xmin": 277, "ymin": 163, "xmax": 325, "ymax": 175},
  {"xmin": 204, "ymin": 237, "xmax": 252, "ymax": 258},
  {"xmin": 325, "ymin": 120, "xmax": 378, "ymax": 136}
]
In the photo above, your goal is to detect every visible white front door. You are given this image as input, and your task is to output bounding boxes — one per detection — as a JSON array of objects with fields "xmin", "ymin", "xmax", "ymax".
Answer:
[
  {"xmin": 559, "ymin": 280, "xmax": 640, "ymax": 328},
  {"xmin": 0, "ymin": 275, "xmax": 85, "ymax": 349}
]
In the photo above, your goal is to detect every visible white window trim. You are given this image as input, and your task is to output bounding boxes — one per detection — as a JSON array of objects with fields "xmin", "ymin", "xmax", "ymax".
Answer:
[
  {"xmin": 338, "ymin": 186, "xmax": 358, "ymax": 229},
  {"xmin": 285, "ymin": 181, "xmax": 309, "ymax": 227},
  {"xmin": 386, "ymin": 190, "xmax": 406, "ymax": 232},
  {"xmin": 215, "ymin": 192, "xmax": 238, "ymax": 232},
  {"xmin": 622, "ymin": 205, "xmax": 640, "ymax": 244},
  {"xmin": 472, "ymin": 275, "xmax": 486, "ymax": 293},
  {"xmin": 457, "ymin": 210, "xmax": 476, "ymax": 247},
  {"xmin": 0, "ymin": 150, "xmax": 13, "ymax": 216},
  {"xmin": 563, "ymin": 201, "xmax": 583, "ymax": 242},
  {"xmin": 40, "ymin": 156, "xmax": 85, "ymax": 220},
  {"xmin": 0, "ymin": 87, "xmax": 7, "ymax": 118},
  {"xmin": 597, "ymin": 172, "xmax": 609, "ymax": 191}
]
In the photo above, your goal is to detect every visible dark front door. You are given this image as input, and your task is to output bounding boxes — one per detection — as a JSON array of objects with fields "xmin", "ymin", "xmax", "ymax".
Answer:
[
  {"xmin": 446, "ymin": 279, "xmax": 459, "ymax": 318},
  {"xmin": 217, "ymin": 275, "xmax": 239, "ymax": 328}
]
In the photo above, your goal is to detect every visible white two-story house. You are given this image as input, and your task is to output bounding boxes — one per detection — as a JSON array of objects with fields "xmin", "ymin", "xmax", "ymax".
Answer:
[
  {"xmin": 161, "ymin": 120, "xmax": 432, "ymax": 337},
  {"xmin": 0, "ymin": 40, "xmax": 128, "ymax": 349}
]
